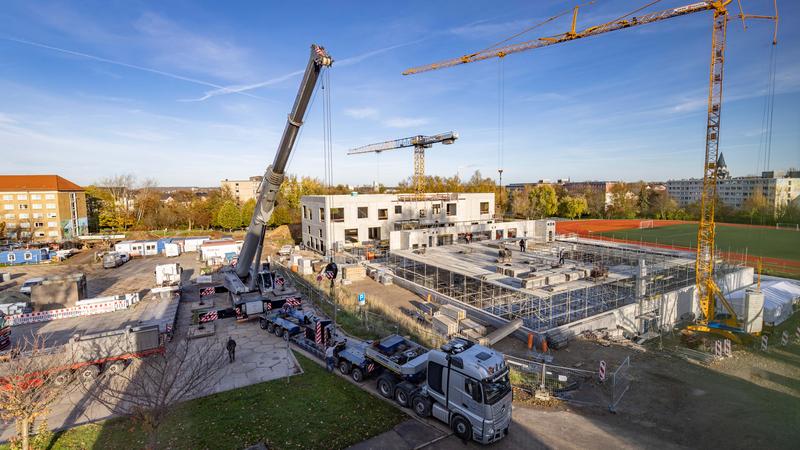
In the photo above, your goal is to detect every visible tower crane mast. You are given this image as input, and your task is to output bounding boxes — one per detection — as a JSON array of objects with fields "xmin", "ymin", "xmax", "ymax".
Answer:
[
  {"xmin": 404, "ymin": 1, "xmax": 778, "ymax": 337},
  {"xmin": 348, "ymin": 131, "xmax": 458, "ymax": 194}
]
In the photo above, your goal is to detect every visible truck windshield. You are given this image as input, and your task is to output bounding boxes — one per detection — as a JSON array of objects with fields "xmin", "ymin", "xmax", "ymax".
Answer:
[{"xmin": 482, "ymin": 370, "xmax": 511, "ymax": 405}]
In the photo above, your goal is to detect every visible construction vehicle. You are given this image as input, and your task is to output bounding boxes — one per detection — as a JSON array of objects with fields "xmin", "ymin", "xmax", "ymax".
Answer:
[
  {"xmin": 271, "ymin": 298, "xmax": 512, "ymax": 444},
  {"xmin": 221, "ymin": 44, "xmax": 333, "ymax": 318},
  {"xmin": 348, "ymin": 132, "xmax": 458, "ymax": 194},
  {"xmin": 0, "ymin": 325, "xmax": 163, "ymax": 387},
  {"xmin": 403, "ymin": 1, "xmax": 778, "ymax": 340},
  {"xmin": 155, "ymin": 263, "xmax": 182, "ymax": 288}
]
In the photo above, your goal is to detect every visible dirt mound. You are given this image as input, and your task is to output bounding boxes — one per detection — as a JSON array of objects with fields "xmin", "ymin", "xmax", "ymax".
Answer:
[{"xmin": 267, "ymin": 225, "xmax": 292, "ymax": 242}]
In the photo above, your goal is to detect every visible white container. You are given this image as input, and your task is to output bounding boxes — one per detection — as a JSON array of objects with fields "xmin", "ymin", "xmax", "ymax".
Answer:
[{"xmin": 743, "ymin": 288, "xmax": 764, "ymax": 334}]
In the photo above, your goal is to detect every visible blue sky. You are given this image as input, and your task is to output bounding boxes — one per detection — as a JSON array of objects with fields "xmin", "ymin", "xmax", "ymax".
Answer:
[{"xmin": 1, "ymin": 0, "xmax": 797, "ymax": 187}]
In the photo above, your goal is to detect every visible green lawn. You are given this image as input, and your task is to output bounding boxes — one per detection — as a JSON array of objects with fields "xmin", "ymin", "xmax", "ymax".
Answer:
[
  {"xmin": 599, "ymin": 223, "xmax": 800, "ymax": 262},
  {"xmin": 8, "ymin": 353, "xmax": 404, "ymax": 450}
]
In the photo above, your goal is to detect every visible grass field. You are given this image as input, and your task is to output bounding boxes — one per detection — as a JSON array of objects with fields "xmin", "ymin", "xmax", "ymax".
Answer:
[
  {"xmin": 3, "ymin": 352, "xmax": 404, "ymax": 450},
  {"xmin": 598, "ymin": 223, "xmax": 800, "ymax": 262}
]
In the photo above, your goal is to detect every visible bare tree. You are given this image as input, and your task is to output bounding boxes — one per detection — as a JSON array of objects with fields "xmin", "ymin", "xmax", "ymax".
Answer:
[
  {"xmin": 0, "ymin": 335, "xmax": 72, "ymax": 450},
  {"xmin": 80, "ymin": 337, "xmax": 226, "ymax": 449}
]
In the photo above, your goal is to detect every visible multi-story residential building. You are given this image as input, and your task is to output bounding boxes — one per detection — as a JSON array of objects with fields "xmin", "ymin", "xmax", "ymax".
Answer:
[
  {"xmin": 301, "ymin": 193, "xmax": 497, "ymax": 254},
  {"xmin": 221, "ymin": 176, "xmax": 262, "ymax": 205},
  {"xmin": 0, "ymin": 175, "xmax": 88, "ymax": 242},
  {"xmin": 667, "ymin": 169, "xmax": 800, "ymax": 210}
]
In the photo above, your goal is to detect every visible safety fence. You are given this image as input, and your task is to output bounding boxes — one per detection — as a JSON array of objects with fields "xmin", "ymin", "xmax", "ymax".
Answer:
[
  {"xmin": 505, "ymin": 355, "xmax": 596, "ymax": 398},
  {"xmin": 606, "ymin": 356, "xmax": 631, "ymax": 412}
]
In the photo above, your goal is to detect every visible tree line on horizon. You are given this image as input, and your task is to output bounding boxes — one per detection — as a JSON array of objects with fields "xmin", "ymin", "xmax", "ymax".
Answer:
[{"xmin": 74, "ymin": 171, "xmax": 799, "ymax": 234}]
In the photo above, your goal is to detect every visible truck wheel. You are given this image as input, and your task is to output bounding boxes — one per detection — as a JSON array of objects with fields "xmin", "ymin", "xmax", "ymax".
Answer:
[
  {"xmin": 451, "ymin": 415, "xmax": 472, "ymax": 442},
  {"xmin": 106, "ymin": 361, "xmax": 126, "ymax": 376},
  {"xmin": 80, "ymin": 365, "xmax": 100, "ymax": 381},
  {"xmin": 411, "ymin": 395, "xmax": 431, "ymax": 417},
  {"xmin": 53, "ymin": 372, "xmax": 72, "ymax": 386},
  {"xmin": 275, "ymin": 327, "xmax": 283, "ymax": 338},
  {"xmin": 283, "ymin": 331, "xmax": 290, "ymax": 342},
  {"xmin": 339, "ymin": 360, "xmax": 352, "ymax": 375},
  {"xmin": 395, "ymin": 387, "xmax": 410, "ymax": 407},
  {"xmin": 267, "ymin": 323, "xmax": 275, "ymax": 333},
  {"xmin": 259, "ymin": 318, "xmax": 268, "ymax": 330},
  {"xmin": 351, "ymin": 367, "xmax": 364, "ymax": 383},
  {"xmin": 377, "ymin": 376, "xmax": 395, "ymax": 399}
]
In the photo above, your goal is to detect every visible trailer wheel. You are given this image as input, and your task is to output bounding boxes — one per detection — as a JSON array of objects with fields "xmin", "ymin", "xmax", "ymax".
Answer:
[
  {"xmin": 53, "ymin": 372, "xmax": 72, "ymax": 386},
  {"xmin": 377, "ymin": 376, "xmax": 395, "ymax": 399},
  {"xmin": 80, "ymin": 365, "xmax": 100, "ymax": 381},
  {"xmin": 351, "ymin": 367, "xmax": 364, "ymax": 383},
  {"xmin": 267, "ymin": 323, "xmax": 275, "ymax": 333},
  {"xmin": 259, "ymin": 318, "xmax": 268, "ymax": 330},
  {"xmin": 451, "ymin": 415, "xmax": 472, "ymax": 442},
  {"xmin": 412, "ymin": 395, "xmax": 431, "ymax": 417},
  {"xmin": 395, "ymin": 387, "xmax": 410, "ymax": 407},
  {"xmin": 274, "ymin": 327, "xmax": 284, "ymax": 338},
  {"xmin": 338, "ymin": 360, "xmax": 352, "ymax": 375}
]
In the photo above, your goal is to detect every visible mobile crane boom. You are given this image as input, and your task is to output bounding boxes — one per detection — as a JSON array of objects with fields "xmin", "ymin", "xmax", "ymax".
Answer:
[{"xmin": 235, "ymin": 44, "xmax": 332, "ymax": 281}]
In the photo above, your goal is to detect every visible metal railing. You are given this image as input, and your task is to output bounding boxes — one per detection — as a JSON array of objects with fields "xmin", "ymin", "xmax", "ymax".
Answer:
[
  {"xmin": 505, "ymin": 355, "xmax": 596, "ymax": 398},
  {"xmin": 607, "ymin": 356, "xmax": 631, "ymax": 412}
]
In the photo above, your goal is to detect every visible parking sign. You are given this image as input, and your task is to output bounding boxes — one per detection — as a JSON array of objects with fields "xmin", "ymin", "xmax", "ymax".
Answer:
[{"xmin": 358, "ymin": 292, "xmax": 366, "ymax": 306}]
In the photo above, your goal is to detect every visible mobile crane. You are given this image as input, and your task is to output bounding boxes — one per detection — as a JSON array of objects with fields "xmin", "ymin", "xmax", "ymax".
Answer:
[
  {"xmin": 403, "ymin": 1, "xmax": 778, "ymax": 340},
  {"xmin": 222, "ymin": 44, "xmax": 333, "ymax": 317}
]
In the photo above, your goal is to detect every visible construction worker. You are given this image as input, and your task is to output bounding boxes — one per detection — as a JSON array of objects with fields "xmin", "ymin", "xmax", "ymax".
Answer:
[
  {"xmin": 325, "ymin": 344, "xmax": 335, "ymax": 372},
  {"xmin": 226, "ymin": 337, "xmax": 237, "ymax": 363},
  {"xmin": 519, "ymin": 238, "xmax": 526, "ymax": 253}
]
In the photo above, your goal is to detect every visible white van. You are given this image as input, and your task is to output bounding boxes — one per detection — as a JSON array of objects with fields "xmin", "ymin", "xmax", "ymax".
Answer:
[{"xmin": 20, "ymin": 277, "xmax": 45, "ymax": 295}]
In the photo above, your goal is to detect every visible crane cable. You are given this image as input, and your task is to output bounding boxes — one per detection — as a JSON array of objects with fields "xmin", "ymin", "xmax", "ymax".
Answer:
[
  {"xmin": 321, "ymin": 68, "xmax": 336, "ymax": 257},
  {"xmin": 498, "ymin": 57, "xmax": 505, "ymax": 184},
  {"xmin": 757, "ymin": 44, "xmax": 778, "ymax": 172}
]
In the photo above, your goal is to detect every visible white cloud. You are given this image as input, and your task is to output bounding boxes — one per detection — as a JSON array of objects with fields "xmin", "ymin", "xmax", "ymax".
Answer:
[
  {"xmin": 181, "ymin": 69, "xmax": 304, "ymax": 102},
  {"xmin": 383, "ymin": 117, "xmax": 430, "ymax": 128},
  {"xmin": 344, "ymin": 107, "xmax": 379, "ymax": 119}
]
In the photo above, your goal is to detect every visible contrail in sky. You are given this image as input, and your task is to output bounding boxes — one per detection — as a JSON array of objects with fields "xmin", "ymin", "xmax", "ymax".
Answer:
[
  {"xmin": 184, "ymin": 38, "xmax": 427, "ymax": 102},
  {"xmin": 3, "ymin": 36, "xmax": 263, "ymax": 100}
]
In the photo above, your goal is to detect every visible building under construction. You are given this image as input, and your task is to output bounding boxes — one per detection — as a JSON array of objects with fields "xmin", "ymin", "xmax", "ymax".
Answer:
[{"xmin": 384, "ymin": 236, "xmax": 754, "ymax": 340}]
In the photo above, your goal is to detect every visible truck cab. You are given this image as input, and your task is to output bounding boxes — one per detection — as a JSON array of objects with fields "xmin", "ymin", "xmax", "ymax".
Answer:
[{"xmin": 417, "ymin": 339, "xmax": 512, "ymax": 444}]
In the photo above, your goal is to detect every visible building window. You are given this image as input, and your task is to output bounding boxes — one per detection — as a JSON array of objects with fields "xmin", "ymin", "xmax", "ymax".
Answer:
[
  {"xmin": 32, "ymin": 213, "xmax": 42, "ymax": 219},
  {"xmin": 48, "ymin": 221, "xmax": 57, "ymax": 228},
  {"xmin": 368, "ymin": 227, "xmax": 380, "ymax": 240},
  {"xmin": 3, "ymin": 214, "xmax": 13, "ymax": 219},
  {"xmin": 2, "ymin": 194, "xmax": 12, "ymax": 200},
  {"xmin": 48, "ymin": 231, "xmax": 59, "ymax": 237},
  {"xmin": 2, "ymin": 204, "xmax": 12, "ymax": 211},
  {"xmin": 7, "ymin": 254, "xmax": 15, "ymax": 262},
  {"xmin": 394, "ymin": 205, "xmax": 402, "ymax": 214},
  {"xmin": 330, "ymin": 207, "xmax": 344, "ymax": 222},
  {"xmin": 24, "ymin": 252, "xmax": 33, "ymax": 261},
  {"xmin": 319, "ymin": 208, "xmax": 325, "ymax": 222},
  {"xmin": 31, "ymin": 194, "xmax": 41, "ymax": 200},
  {"xmin": 18, "ymin": 204, "xmax": 28, "ymax": 210},
  {"xmin": 45, "ymin": 194, "xmax": 55, "ymax": 200},
  {"xmin": 302, "ymin": 205, "xmax": 307, "ymax": 220},
  {"xmin": 35, "ymin": 231, "xmax": 45, "ymax": 237},
  {"xmin": 378, "ymin": 209, "xmax": 388, "ymax": 220},
  {"xmin": 419, "ymin": 209, "xmax": 426, "ymax": 218},
  {"xmin": 45, "ymin": 204, "xmax": 56, "ymax": 209},
  {"xmin": 344, "ymin": 228, "xmax": 359, "ymax": 243},
  {"xmin": 307, "ymin": 225, "xmax": 311, "ymax": 234},
  {"xmin": 318, "ymin": 229, "xmax": 322, "ymax": 238},
  {"xmin": 357, "ymin": 207, "xmax": 368, "ymax": 219},
  {"xmin": 446, "ymin": 203, "xmax": 457, "ymax": 216},
  {"xmin": 32, "ymin": 204, "xmax": 42, "ymax": 209},
  {"xmin": 19, "ymin": 223, "xmax": 30, "ymax": 229},
  {"xmin": 480, "ymin": 202, "xmax": 490, "ymax": 214},
  {"xmin": 19, "ymin": 214, "xmax": 28, "ymax": 219},
  {"xmin": 17, "ymin": 194, "xmax": 27, "ymax": 200},
  {"xmin": 47, "ymin": 212, "xmax": 57, "ymax": 218},
  {"xmin": 34, "ymin": 222, "xmax": 43, "ymax": 228},
  {"xmin": 432, "ymin": 204, "xmax": 441, "ymax": 215}
]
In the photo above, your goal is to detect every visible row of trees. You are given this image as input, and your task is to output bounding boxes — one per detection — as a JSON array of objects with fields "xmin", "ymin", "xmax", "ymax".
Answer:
[{"xmin": 81, "ymin": 172, "xmax": 798, "ymax": 233}]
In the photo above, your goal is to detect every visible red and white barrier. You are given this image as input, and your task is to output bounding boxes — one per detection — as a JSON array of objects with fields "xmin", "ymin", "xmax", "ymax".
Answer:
[{"xmin": 7, "ymin": 293, "xmax": 141, "ymax": 326}]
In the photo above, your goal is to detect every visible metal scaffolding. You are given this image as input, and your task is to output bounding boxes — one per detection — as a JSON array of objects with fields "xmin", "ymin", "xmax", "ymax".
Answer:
[{"xmin": 385, "ymin": 239, "xmax": 723, "ymax": 332}]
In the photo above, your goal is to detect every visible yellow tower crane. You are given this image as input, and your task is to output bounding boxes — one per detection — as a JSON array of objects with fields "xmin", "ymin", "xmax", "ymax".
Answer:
[
  {"xmin": 403, "ymin": 1, "xmax": 778, "ymax": 339},
  {"xmin": 347, "ymin": 132, "xmax": 458, "ymax": 194}
]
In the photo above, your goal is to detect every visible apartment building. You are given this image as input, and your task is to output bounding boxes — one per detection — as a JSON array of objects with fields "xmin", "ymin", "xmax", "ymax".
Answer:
[
  {"xmin": 667, "ymin": 170, "xmax": 800, "ymax": 210},
  {"xmin": 0, "ymin": 175, "xmax": 88, "ymax": 242},
  {"xmin": 221, "ymin": 176, "xmax": 262, "ymax": 204},
  {"xmin": 301, "ymin": 193, "xmax": 496, "ymax": 254}
]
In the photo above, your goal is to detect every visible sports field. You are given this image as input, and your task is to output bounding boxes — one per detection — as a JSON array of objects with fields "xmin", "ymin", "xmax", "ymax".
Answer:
[{"xmin": 597, "ymin": 223, "xmax": 800, "ymax": 262}]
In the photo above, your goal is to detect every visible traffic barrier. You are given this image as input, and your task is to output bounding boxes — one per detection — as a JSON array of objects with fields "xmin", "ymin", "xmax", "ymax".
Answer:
[{"xmin": 7, "ymin": 293, "xmax": 141, "ymax": 326}]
